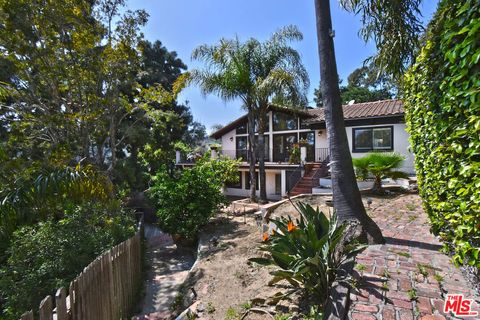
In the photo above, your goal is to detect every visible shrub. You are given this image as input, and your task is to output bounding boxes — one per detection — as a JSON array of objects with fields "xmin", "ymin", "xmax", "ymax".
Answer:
[
  {"xmin": 352, "ymin": 152, "xmax": 408, "ymax": 193},
  {"xmin": 148, "ymin": 155, "xmax": 239, "ymax": 240},
  {"xmin": 0, "ymin": 204, "xmax": 136, "ymax": 319},
  {"xmin": 403, "ymin": 0, "xmax": 480, "ymax": 266},
  {"xmin": 249, "ymin": 203, "xmax": 366, "ymax": 305}
]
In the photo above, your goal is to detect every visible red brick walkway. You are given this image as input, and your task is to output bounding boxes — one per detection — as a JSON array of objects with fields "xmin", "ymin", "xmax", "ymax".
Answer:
[{"xmin": 349, "ymin": 194, "xmax": 479, "ymax": 320}]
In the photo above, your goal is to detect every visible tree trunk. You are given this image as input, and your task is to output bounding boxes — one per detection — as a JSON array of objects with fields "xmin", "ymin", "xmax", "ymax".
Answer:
[
  {"xmin": 314, "ymin": 0, "xmax": 384, "ymax": 244},
  {"xmin": 372, "ymin": 175, "xmax": 383, "ymax": 194},
  {"xmin": 258, "ymin": 112, "xmax": 267, "ymax": 203},
  {"xmin": 247, "ymin": 111, "xmax": 257, "ymax": 202}
]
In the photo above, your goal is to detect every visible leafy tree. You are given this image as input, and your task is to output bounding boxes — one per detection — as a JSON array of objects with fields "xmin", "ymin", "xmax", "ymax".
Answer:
[
  {"xmin": 148, "ymin": 155, "xmax": 240, "ymax": 241},
  {"xmin": 352, "ymin": 152, "xmax": 408, "ymax": 193},
  {"xmin": 0, "ymin": 205, "xmax": 135, "ymax": 320},
  {"xmin": 192, "ymin": 25, "xmax": 309, "ymax": 203},
  {"xmin": 313, "ymin": 64, "xmax": 394, "ymax": 107}
]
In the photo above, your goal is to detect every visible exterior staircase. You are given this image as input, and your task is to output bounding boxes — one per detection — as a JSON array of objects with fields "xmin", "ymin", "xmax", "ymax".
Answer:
[{"xmin": 288, "ymin": 163, "xmax": 329, "ymax": 196}]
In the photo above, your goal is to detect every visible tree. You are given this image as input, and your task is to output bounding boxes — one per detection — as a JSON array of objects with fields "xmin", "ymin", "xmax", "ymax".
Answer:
[
  {"xmin": 313, "ymin": 64, "xmax": 394, "ymax": 107},
  {"xmin": 352, "ymin": 152, "xmax": 408, "ymax": 194},
  {"xmin": 192, "ymin": 26, "xmax": 309, "ymax": 203},
  {"xmin": 314, "ymin": 0, "xmax": 424, "ymax": 244}
]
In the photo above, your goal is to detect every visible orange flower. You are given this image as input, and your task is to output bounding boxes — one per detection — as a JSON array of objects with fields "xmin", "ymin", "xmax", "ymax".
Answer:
[
  {"xmin": 287, "ymin": 221, "xmax": 297, "ymax": 232},
  {"xmin": 262, "ymin": 232, "xmax": 269, "ymax": 242}
]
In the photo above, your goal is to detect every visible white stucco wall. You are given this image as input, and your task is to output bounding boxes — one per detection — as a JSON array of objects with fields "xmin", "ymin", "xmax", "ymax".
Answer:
[
  {"xmin": 345, "ymin": 123, "xmax": 415, "ymax": 174},
  {"xmin": 225, "ymin": 169, "xmax": 283, "ymax": 200}
]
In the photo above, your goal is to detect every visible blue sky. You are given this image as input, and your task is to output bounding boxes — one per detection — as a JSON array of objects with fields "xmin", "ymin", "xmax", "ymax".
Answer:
[{"xmin": 126, "ymin": 0, "xmax": 439, "ymax": 132}]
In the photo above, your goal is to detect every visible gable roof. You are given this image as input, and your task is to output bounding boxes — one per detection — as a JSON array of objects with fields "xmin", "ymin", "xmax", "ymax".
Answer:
[
  {"xmin": 210, "ymin": 104, "xmax": 312, "ymax": 139},
  {"xmin": 210, "ymin": 99, "xmax": 404, "ymax": 139},
  {"xmin": 307, "ymin": 99, "xmax": 404, "ymax": 123}
]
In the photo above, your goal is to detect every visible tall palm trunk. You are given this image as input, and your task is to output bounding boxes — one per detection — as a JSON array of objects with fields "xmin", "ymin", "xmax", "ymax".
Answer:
[
  {"xmin": 314, "ymin": 0, "xmax": 383, "ymax": 244},
  {"xmin": 257, "ymin": 114, "xmax": 267, "ymax": 203},
  {"xmin": 247, "ymin": 111, "xmax": 257, "ymax": 201}
]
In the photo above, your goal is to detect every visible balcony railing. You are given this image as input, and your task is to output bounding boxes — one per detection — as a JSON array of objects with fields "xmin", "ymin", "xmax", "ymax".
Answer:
[{"xmin": 315, "ymin": 148, "xmax": 329, "ymax": 163}]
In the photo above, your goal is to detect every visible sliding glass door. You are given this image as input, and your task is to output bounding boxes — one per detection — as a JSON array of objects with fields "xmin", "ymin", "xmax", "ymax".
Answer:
[{"xmin": 273, "ymin": 133, "xmax": 297, "ymax": 162}]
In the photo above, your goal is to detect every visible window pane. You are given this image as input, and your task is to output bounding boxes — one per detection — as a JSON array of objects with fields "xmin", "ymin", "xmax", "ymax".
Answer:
[
  {"xmin": 273, "ymin": 112, "xmax": 298, "ymax": 131},
  {"xmin": 236, "ymin": 122, "xmax": 247, "ymax": 134},
  {"xmin": 354, "ymin": 129, "xmax": 372, "ymax": 150},
  {"xmin": 373, "ymin": 128, "xmax": 392, "ymax": 149}
]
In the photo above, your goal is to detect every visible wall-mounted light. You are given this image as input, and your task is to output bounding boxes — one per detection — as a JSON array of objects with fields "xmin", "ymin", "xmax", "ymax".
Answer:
[
  {"xmin": 230, "ymin": 137, "xmax": 234, "ymax": 142},
  {"xmin": 318, "ymin": 130, "xmax": 323, "ymax": 136}
]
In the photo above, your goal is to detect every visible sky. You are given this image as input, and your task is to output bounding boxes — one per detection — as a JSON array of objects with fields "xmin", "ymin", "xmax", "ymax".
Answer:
[{"xmin": 126, "ymin": 0, "xmax": 439, "ymax": 133}]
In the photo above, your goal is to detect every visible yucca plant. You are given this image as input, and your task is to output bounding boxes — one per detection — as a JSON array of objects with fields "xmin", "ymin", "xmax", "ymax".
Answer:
[
  {"xmin": 249, "ymin": 202, "xmax": 366, "ymax": 306},
  {"xmin": 352, "ymin": 152, "xmax": 409, "ymax": 194}
]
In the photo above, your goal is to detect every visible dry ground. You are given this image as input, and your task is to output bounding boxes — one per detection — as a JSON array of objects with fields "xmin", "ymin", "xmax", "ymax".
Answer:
[{"xmin": 181, "ymin": 193, "xmax": 424, "ymax": 319}]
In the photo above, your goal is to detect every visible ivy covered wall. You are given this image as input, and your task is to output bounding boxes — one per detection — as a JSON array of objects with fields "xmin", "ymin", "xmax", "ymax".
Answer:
[{"xmin": 404, "ymin": 0, "xmax": 479, "ymax": 267}]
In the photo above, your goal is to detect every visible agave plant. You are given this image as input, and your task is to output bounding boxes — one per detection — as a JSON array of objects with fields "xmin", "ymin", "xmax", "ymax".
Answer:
[
  {"xmin": 249, "ymin": 202, "xmax": 366, "ymax": 305},
  {"xmin": 352, "ymin": 152, "xmax": 409, "ymax": 194}
]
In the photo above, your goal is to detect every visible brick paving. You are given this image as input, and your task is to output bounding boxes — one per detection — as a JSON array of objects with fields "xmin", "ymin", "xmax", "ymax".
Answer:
[{"xmin": 349, "ymin": 194, "xmax": 479, "ymax": 320}]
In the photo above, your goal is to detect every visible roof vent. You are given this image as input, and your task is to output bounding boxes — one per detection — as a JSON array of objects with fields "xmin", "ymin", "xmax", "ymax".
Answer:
[{"xmin": 348, "ymin": 100, "xmax": 355, "ymax": 105}]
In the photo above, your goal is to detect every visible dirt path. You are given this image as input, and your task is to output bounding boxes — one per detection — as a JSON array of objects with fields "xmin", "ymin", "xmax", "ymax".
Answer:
[
  {"xmin": 349, "ymin": 194, "xmax": 480, "ymax": 320},
  {"xmin": 133, "ymin": 224, "xmax": 195, "ymax": 320}
]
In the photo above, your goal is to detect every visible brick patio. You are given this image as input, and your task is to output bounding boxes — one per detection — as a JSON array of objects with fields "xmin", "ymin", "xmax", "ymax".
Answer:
[{"xmin": 349, "ymin": 194, "xmax": 479, "ymax": 320}]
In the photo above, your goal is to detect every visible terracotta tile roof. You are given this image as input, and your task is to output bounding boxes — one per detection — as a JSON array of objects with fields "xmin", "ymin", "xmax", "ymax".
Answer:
[
  {"xmin": 307, "ymin": 99, "xmax": 404, "ymax": 123},
  {"xmin": 210, "ymin": 100, "xmax": 404, "ymax": 138}
]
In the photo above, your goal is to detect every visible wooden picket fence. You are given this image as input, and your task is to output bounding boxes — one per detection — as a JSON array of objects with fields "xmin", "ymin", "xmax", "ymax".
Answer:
[{"xmin": 20, "ymin": 218, "xmax": 144, "ymax": 320}]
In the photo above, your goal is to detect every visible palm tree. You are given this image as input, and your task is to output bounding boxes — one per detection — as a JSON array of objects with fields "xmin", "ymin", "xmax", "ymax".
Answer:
[
  {"xmin": 353, "ymin": 152, "xmax": 409, "ymax": 194},
  {"xmin": 251, "ymin": 26, "xmax": 309, "ymax": 203},
  {"xmin": 313, "ymin": 0, "xmax": 423, "ymax": 243},
  {"xmin": 192, "ymin": 26, "xmax": 309, "ymax": 203}
]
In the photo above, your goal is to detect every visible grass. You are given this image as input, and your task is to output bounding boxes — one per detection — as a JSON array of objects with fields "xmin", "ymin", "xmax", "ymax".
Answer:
[
  {"xmin": 225, "ymin": 307, "xmax": 240, "ymax": 320},
  {"xmin": 240, "ymin": 301, "xmax": 252, "ymax": 311},
  {"xmin": 407, "ymin": 288, "xmax": 418, "ymax": 301},
  {"xmin": 381, "ymin": 281, "xmax": 390, "ymax": 291},
  {"xmin": 383, "ymin": 269, "xmax": 391, "ymax": 279},
  {"xmin": 417, "ymin": 263, "xmax": 434, "ymax": 277},
  {"xmin": 206, "ymin": 302, "xmax": 216, "ymax": 314},
  {"xmin": 356, "ymin": 263, "xmax": 367, "ymax": 273},
  {"xmin": 274, "ymin": 314, "xmax": 292, "ymax": 320},
  {"xmin": 406, "ymin": 203, "xmax": 418, "ymax": 211},
  {"xmin": 394, "ymin": 250, "xmax": 411, "ymax": 258},
  {"xmin": 434, "ymin": 273, "xmax": 444, "ymax": 283}
]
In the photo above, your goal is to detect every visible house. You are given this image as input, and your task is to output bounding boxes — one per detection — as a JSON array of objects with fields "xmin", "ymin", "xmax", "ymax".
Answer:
[{"xmin": 177, "ymin": 99, "xmax": 414, "ymax": 200}]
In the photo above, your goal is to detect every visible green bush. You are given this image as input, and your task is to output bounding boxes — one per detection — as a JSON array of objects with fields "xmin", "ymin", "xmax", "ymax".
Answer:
[
  {"xmin": 249, "ymin": 203, "xmax": 365, "ymax": 305},
  {"xmin": 0, "ymin": 205, "xmax": 136, "ymax": 319},
  {"xmin": 148, "ymin": 155, "xmax": 239, "ymax": 240},
  {"xmin": 352, "ymin": 152, "xmax": 408, "ymax": 193},
  {"xmin": 403, "ymin": 0, "xmax": 480, "ymax": 266}
]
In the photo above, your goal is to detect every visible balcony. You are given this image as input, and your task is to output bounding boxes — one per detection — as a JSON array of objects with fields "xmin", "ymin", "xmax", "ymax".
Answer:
[{"xmin": 218, "ymin": 148, "xmax": 329, "ymax": 164}]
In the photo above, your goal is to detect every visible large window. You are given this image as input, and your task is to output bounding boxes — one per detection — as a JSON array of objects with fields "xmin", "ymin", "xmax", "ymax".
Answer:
[
  {"xmin": 273, "ymin": 112, "xmax": 297, "ymax": 131},
  {"xmin": 352, "ymin": 126, "xmax": 393, "ymax": 152},
  {"xmin": 236, "ymin": 122, "xmax": 247, "ymax": 134},
  {"xmin": 236, "ymin": 136, "xmax": 248, "ymax": 159},
  {"xmin": 273, "ymin": 133, "xmax": 297, "ymax": 162}
]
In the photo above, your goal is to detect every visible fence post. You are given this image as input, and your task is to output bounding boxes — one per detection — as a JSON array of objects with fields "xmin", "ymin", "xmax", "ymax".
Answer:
[
  {"xmin": 20, "ymin": 311, "xmax": 33, "ymax": 320},
  {"xmin": 39, "ymin": 296, "xmax": 53, "ymax": 320},
  {"xmin": 55, "ymin": 288, "xmax": 67, "ymax": 320}
]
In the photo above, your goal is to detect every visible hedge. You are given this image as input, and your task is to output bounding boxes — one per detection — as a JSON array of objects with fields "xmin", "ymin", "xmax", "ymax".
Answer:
[{"xmin": 403, "ymin": 0, "xmax": 480, "ymax": 267}]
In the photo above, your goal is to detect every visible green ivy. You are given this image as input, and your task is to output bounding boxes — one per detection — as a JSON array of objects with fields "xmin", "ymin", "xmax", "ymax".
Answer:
[{"xmin": 403, "ymin": 0, "xmax": 480, "ymax": 267}]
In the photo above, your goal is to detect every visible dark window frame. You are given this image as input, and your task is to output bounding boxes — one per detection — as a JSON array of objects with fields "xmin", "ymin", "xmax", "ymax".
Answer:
[
  {"xmin": 352, "ymin": 126, "xmax": 394, "ymax": 152},
  {"xmin": 272, "ymin": 111, "xmax": 298, "ymax": 131}
]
